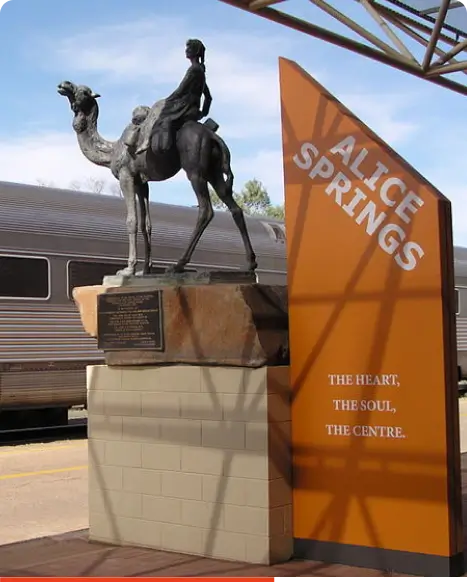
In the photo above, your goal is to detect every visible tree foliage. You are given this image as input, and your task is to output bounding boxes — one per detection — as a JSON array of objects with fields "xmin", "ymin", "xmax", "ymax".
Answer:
[{"xmin": 209, "ymin": 178, "xmax": 284, "ymax": 220}]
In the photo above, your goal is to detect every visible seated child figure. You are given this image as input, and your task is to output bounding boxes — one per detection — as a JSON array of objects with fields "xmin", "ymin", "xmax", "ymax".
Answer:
[{"xmin": 123, "ymin": 105, "xmax": 151, "ymax": 156}]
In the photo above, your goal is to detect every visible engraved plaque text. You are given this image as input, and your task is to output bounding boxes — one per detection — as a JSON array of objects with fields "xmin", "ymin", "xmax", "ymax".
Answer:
[{"xmin": 97, "ymin": 291, "xmax": 164, "ymax": 351}]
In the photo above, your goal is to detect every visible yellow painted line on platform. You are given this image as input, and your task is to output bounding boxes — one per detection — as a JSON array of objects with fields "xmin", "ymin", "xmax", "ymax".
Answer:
[
  {"xmin": 0, "ymin": 465, "xmax": 88, "ymax": 481},
  {"xmin": 0, "ymin": 442, "xmax": 87, "ymax": 456}
]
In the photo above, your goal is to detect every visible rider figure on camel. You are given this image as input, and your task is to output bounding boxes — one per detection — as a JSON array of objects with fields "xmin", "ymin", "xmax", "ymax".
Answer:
[
  {"xmin": 122, "ymin": 105, "xmax": 151, "ymax": 157},
  {"xmin": 135, "ymin": 38, "xmax": 212, "ymax": 155}
]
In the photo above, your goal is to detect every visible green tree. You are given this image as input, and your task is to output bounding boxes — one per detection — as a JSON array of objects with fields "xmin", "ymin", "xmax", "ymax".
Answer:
[
  {"xmin": 209, "ymin": 178, "xmax": 284, "ymax": 220},
  {"xmin": 264, "ymin": 204, "xmax": 285, "ymax": 220}
]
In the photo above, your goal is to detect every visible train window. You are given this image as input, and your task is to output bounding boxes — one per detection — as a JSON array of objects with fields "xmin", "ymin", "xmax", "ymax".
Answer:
[
  {"xmin": 271, "ymin": 224, "xmax": 286, "ymax": 243},
  {"xmin": 67, "ymin": 261, "xmax": 127, "ymax": 298},
  {"xmin": 0, "ymin": 255, "xmax": 49, "ymax": 299},
  {"xmin": 455, "ymin": 288, "xmax": 460, "ymax": 315},
  {"xmin": 261, "ymin": 221, "xmax": 286, "ymax": 243}
]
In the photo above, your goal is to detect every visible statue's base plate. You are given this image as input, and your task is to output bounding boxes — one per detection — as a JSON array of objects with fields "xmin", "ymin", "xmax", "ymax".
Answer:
[
  {"xmin": 72, "ymin": 282, "xmax": 289, "ymax": 368},
  {"xmin": 103, "ymin": 269, "xmax": 257, "ymax": 287}
]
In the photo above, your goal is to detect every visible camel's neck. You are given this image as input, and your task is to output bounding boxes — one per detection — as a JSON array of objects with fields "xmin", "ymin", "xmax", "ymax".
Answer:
[{"xmin": 73, "ymin": 102, "xmax": 114, "ymax": 167}]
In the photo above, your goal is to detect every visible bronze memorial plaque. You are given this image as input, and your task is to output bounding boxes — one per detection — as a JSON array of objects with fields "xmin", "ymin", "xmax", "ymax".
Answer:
[{"xmin": 97, "ymin": 291, "xmax": 164, "ymax": 351}]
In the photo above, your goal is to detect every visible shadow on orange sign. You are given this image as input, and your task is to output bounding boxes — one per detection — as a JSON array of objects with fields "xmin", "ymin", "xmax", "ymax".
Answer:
[{"xmin": 279, "ymin": 57, "xmax": 463, "ymax": 577}]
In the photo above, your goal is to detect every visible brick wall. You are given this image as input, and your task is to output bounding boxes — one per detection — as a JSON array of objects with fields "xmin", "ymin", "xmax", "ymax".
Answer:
[{"xmin": 87, "ymin": 364, "xmax": 292, "ymax": 564}]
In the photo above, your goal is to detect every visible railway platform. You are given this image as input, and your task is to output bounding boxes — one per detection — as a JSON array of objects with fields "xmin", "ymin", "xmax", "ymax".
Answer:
[
  {"xmin": 0, "ymin": 456, "xmax": 466, "ymax": 577},
  {"xmin": 0, "ymin": 527, "xmax": 408, "ymax": 577},
  {"xmin": 2, "ymin": 401, "xmax": 467, "ymax": 577}
]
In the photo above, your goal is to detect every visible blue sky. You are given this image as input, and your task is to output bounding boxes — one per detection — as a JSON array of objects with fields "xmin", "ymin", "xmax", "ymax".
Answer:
[{"xmin": 1, "ymin": 0, "xmax": 467, "ymax": 242}]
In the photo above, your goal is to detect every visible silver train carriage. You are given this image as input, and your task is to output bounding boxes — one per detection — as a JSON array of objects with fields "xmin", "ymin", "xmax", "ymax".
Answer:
[
  {"xmin": 1, "ymin": 180, "xmax": 467, "ymax": 419},
  {"xmin": 454, "ymin": 247, "xmax": 467, "ymax": 381},
  {"xmin": 0, "ymin": 181, "xmax": 287, "ymax": 418}
]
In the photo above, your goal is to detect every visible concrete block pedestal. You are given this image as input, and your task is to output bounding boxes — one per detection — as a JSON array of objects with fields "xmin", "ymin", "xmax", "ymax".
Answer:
[{"xmin": 87, "ymin": 364, "xmax": 292, "ymax": 565}]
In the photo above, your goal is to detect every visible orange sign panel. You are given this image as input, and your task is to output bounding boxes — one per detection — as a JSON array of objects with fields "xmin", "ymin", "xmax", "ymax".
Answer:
[{"xmin": 279, "ymin": 57, "xmax": 463, "ymax": 577}]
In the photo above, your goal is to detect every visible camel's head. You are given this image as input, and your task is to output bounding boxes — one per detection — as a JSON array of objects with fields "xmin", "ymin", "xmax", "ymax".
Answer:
[{"xmin": 57, "ymin": 81, "xmax": 101, "ymax": 116}]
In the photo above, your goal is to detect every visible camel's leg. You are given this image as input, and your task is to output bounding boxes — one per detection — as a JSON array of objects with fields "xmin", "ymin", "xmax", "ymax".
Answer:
[
  {"xmin": 136, "ymin": 181, "xmax": 152, "ymax": 275},
  {"xmin": 117, "ymin": 170, "xmax": 138, "ymax": 277},
  {"xmin": 167, "ymin": 173, "xmax": 214, "ymax": 273},
  {"xmin": 209, "ymin": 172, "xmax": 257, "ymax": 272}
]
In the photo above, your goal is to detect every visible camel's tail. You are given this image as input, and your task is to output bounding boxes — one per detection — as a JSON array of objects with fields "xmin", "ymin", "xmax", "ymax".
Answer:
[{"xmin": 212, "ymin": 133, "xmax": 234, "ymax": 192}]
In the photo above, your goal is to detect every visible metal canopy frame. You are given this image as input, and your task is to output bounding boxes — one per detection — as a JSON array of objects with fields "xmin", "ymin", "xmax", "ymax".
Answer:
[{"xmin": 219, "ymin": 0, "xmax": 467, "ymax": 96}]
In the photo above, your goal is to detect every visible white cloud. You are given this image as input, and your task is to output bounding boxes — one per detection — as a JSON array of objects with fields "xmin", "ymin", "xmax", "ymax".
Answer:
[
  {"xmin": 5, "ymin": 10, "xmax": 465, "ymax": 249},
  {"xmin": 40, "ymin": 16, "xmax": 305, "ymax": 140},
  {"xmin": 4, "ymin": 15, "xmax": 298, "ymax": 202},
  {"xmin": 0, "ymin": 134, "xmax": 179, "ymax": 206},
  {"xmin": 338, "ymin": 92, "xmax": 419, "ymax": 146},
  {"xmin": 0, "ymin": 132, "xmax": 117, "ymax": 192},
  {"xmin": 0, "ymin": 129, "xmax": 283, "ymax": 203}
]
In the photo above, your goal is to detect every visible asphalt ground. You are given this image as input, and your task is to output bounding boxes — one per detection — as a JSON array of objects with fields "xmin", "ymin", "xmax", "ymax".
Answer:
[{"xmin": 0, "ymin": 439, "xmax": 88, "ymax": 545}]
